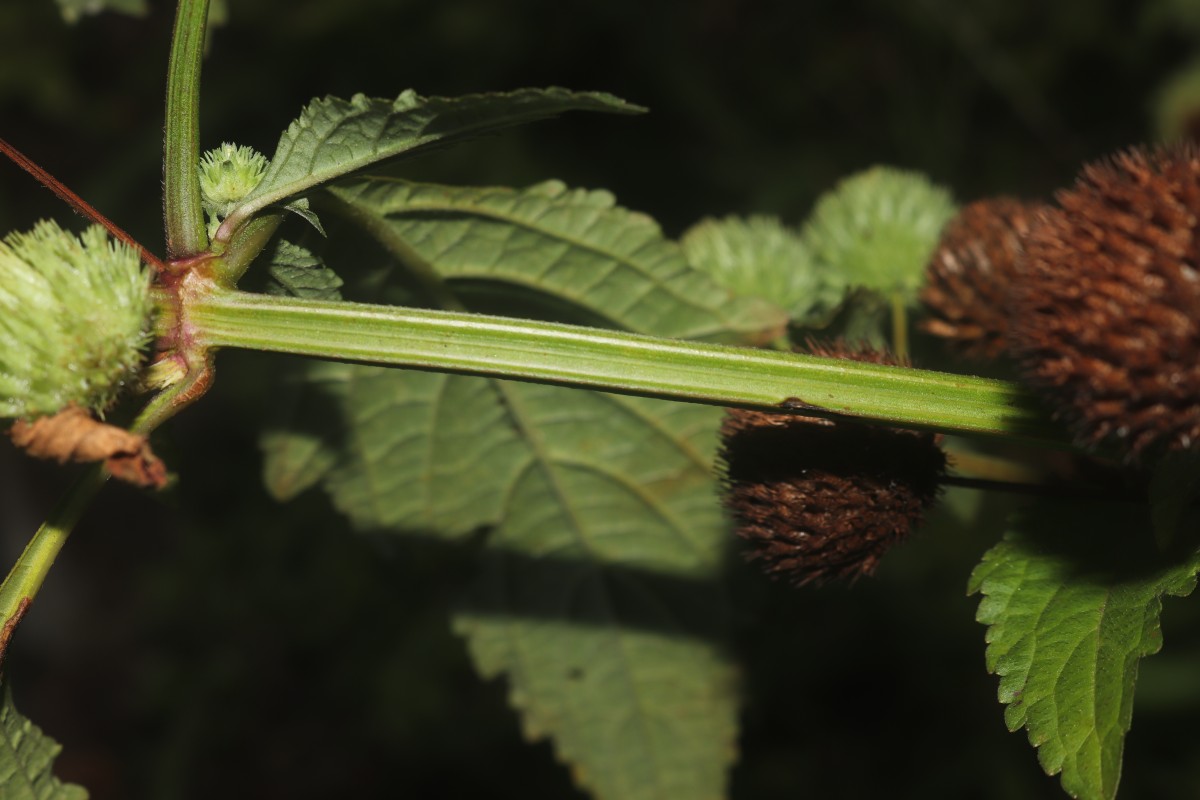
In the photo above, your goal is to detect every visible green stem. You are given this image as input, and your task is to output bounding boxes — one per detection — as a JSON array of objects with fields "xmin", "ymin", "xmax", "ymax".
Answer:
[
  {"xmin": 0, "ymin": 466, "xmax": 107, "ymax": 664},
  {"xmin": 0, "ymin": 367, "xmax": 212, "ymax": 661},
  {"xmin": 891, "ymin": 292, "xmax": 908, "ymax": 361},
  {"xmin": 188, "ymin": 288, "xmax": 1065, "ymax": 446},
  {"xmin": 163, "ymin": 0, "xmax": 210, "ymax": 259}
]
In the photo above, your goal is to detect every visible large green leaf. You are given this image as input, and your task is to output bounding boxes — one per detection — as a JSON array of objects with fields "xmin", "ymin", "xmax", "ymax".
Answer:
[
  {"xmin": 453, "ymin": 385, "xmax": 735, "ymax": 800},
  {"xmin": 266, "ymin": 367, "xmax": 738, "ymax": 799},
  {"xmin": 325, "ymin": 178, "xmax": 787, "ymax": 343},
  {"xmin": 0, "ymin": 683, "xmax": 87, "ymax": 800},
  {"xmin": 261, "ymin": 177, "xmax": 764, "ymax": 798},
  {"xmin": 969, "ymin": 501, "xmax": 1200, "ymax": 800},
  {"xmin": 226, "ymin": 89, "xmax": 643, "ymax": 229}
]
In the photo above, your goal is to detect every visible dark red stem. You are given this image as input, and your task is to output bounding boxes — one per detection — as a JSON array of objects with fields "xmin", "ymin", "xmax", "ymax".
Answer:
[{"xmin": 0, "ymin": 137, "xmax": 166, "ymax": 273}]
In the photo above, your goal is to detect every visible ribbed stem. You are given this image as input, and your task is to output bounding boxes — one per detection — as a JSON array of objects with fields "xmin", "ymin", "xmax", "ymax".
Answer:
[
  {"xmin": 189, "ymin": 288, "xmax": 1065, "ymax": 446},
  {"xmin": 163, "ymin": 0, "xmax": 210, "ymax": 258}
]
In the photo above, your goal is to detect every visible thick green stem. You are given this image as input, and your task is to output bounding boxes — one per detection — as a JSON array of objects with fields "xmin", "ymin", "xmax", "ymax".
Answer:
[
  {"xmin": 163, "ymin": 0, "xmax": 210, "ymax": 259},
  {"xmin": 188, "ymin": 288, "xmax": 1065, "ymax": 446}
]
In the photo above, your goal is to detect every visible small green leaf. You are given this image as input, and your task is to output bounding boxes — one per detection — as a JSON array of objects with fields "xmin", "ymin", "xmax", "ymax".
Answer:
[
  {"xmin": 969, "ymin": 501, "xmax": 1200, "ymax": 800},
  {"xmin": 225, "ymin": 88, "xmax": 644, "ymax": 233},
  {"xmin": 800, "ymin": 166, "xmax": 956, "ymax": 302},
  {"xmin": 55, "ymin": 0, "xmax": 147, "ymax": 22},
  {"xmin": 326, "ymin": 178, "xmax": 787, "ymax": 343},
  {"xmin": 1153, "ymin": 56, "xmax": 1200, "ymax": 141},
  {"xmin": 0, "ymin": 682, "xmax": 87, "ymax": 800},
  {"xmin": 680, "ymin": 214, "xmax": 843, "ymax": 326},
  {"xmin": 264, "ymin": 239, "xmax": 343, "ymax": 301},
  {"xmin": 282, "ymin": 199, "xmax": 326, "ymax": 237}
]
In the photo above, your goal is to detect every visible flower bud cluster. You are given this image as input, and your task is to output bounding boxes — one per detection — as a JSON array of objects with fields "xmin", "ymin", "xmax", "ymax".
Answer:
[
  {"xmin": 0, "ymin": 221, "xmax": 152, "ymax": 419},
  {"xmin": 198, "ymin": 142, "xmax": 269, "ymax": 238}
]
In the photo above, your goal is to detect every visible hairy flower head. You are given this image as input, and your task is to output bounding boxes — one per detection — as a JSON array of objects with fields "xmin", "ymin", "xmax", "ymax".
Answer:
[
  {"xmin": 199, "ymin": 142, "xmax": 269, "ymax": 224},
  {"xmin": 1009, "ymin": 146, "xmax": 1200, "ymax": 458},
  {"xmin": 921, "ymin": 197, "xmax": 1045, "ymax": 360},
  {"xmin": 718, "ymin": 341, "xmax": 946, "ymax": 585},
  {"xmin": 0, "ymin": 220, "xmax": 153, "ymax": 418}
]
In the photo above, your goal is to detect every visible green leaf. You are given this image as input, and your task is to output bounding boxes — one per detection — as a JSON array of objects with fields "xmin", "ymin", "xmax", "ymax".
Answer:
[
  {"xmin": 262, "ymin": 177, "xmax": 754, "ymax": 797},
  {"xmin": 452, "ymin": 386, "xmax": 736, "ymax": 800},
  {"xmin": 55, "ymin": 0, "xmax": 147, "ymax": 22},
  {"xmin": 225, "ymin": 88, "xmax": 644, "ymax": 233},
  {"xmin": 264, "ymin": 239, "xmax": 343, "ymax": 301},
  {"xmin": 800, "ymin": 166, "xmax": 956, "ymax": 302},
  {"xmin": 0, "ymin": 682, "xmax": 87, "ymax": 800},
  {"xmin": 282, "ymin": 199, "xmax": 326, "ymax": 237},
  {"xmin": 969, "ymin": 501, "xmax": 1200, "ymax": 800},
  {"xmin": 680, "ymin": 214, "xmax": 843, "ymax": 326},
  {"xmin": 325, "ymin": 178, "xmax": 787, "ymax": 343}
]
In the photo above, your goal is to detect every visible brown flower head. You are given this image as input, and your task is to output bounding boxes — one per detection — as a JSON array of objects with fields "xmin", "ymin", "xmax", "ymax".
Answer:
[
  {"xmin": 920, "ymin": 197, "xmax": 1045, "ymax": 360},
  {"xmin": 718, "ymin": 342, "xmax": 946, "ymax": 586},
  {"xmin": 1009, "ymin": 146, "xmax": 1200, "ymax": 457}
]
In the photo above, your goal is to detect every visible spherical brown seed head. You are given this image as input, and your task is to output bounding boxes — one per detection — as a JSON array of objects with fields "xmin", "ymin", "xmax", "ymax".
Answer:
[
  {"xmin": 1009, "ymin": 146, "xmax": 1200, "ymax": 458},
  {"xmin": 920, "ymin": 197, "xmax": 1045, "ymax": 360},
  {"xmin": 718, "ymin": 344, "xmax": 946, "ymax": 586}
]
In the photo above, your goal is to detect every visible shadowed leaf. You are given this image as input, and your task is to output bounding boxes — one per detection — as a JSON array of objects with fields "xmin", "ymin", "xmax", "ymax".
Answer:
[{"xmin": 969, "ymin": 501, "xmax": 1200, "ymax": 800}]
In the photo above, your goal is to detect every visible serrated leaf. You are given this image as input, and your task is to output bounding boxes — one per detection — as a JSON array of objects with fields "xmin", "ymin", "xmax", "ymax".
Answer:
[
  {"xmin": 229, "ymin": 88, "xmax": 644, "ymax": 228},
  {"xmin": 0, "ymin": 682, "xmax": 87, "ymax": 800},
  {"xmin": 326, "ymin": 178, "xmax": 787, "ymax": 343},
  {"xmin": 800, "ymin": 166, "xmax": 956, "ymax": 302},
  {"xmin": 969, "ymin": 501, "xmax": 1200, "ymax": 800},
  {"xmin": 264, "ymin": 373, "xmax": 738, "ymax": 800},
  {"xmin": 263, "ymin": 176, "xmax": 750, "ymax": 797},
  {"xmin": 453, "ymin": 385, "xmax": 735, "ymax": 800},
  {"xmin": 264, "ymin": 239, "xmax": 343, "ymax": 301},
  {"xmin": 680, "ymin": 214, "xmax": 843, "ymax": 326}
]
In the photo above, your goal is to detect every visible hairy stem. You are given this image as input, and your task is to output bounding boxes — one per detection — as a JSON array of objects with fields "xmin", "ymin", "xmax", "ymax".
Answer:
[
  {"xmin": 188, "ymin": 288, "xmax": 1065, "ymax": 447},
  {"xmin": 163, "ymin": 0, "xmax": 210, "ymax": 258}
]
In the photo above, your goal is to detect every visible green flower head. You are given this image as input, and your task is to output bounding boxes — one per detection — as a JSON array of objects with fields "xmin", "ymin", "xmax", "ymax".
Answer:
[
  {"xmin": 0, "ymin": 220, "xmax": 154, "ymax": 419},
  {"xmin": 199, "ymin": 142, "xmax": 269, "ymax": 226}
]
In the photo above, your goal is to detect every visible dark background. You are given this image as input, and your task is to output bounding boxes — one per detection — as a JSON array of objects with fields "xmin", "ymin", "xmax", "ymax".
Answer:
[{"xmin": 3, "ymin": 1, "xmax": 1200, "ymax": 797}]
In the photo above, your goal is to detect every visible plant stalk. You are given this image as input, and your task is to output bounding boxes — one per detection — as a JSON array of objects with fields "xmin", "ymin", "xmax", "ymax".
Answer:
[
  {"xmin": 163, "ymin": 0, "xmax": 210, "ymax": 259},
  {"xmin": 0, "ymin": 368, "xmax": 212, "ymax": 663},
  {"xmin": 188, "ymin": 288, "xmax": 1066, "ymax": 447}
]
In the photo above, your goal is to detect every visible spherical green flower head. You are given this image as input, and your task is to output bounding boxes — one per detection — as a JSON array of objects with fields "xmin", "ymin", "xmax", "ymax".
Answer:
[
  {"xmin": 801, "ymin": 167, "xmax": 957, "ymax": 302},
  {"xmin": 0, "ymin": 221, "xmax": 153, "ymax": 419},
  {"xmin": 199, "ymin": 142, "xmax": 268, "ymax": 220}
]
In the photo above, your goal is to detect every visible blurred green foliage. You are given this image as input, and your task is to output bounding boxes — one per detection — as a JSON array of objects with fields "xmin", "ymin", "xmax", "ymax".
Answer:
[{"xmin": 4, "ymin": 1, "xmax": 1200, "ymax": 797}]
